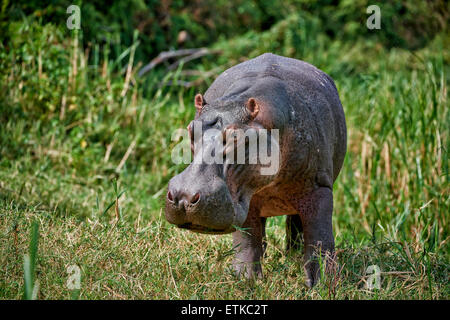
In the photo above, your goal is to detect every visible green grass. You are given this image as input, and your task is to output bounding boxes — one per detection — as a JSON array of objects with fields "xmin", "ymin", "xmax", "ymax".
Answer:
[{"xmin": 0, "ymin": 16, "xmax": 449, "ymax": 299}]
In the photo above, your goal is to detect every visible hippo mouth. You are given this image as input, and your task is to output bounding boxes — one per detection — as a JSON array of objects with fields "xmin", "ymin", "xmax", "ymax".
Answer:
[{"xmin": 177, "ymin": 222, "xmax": 233, "ymax": 234}]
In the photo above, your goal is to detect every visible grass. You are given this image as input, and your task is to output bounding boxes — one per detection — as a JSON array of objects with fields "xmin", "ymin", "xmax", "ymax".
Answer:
[{"xmin": 0, "ymin": 16, "xmax": 449, "ymax": 299}]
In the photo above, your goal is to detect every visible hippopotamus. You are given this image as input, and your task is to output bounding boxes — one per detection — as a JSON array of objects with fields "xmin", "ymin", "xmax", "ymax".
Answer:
[{"xmin": 165, "ymin": 53, "xmax": 347, "ymax": 287}]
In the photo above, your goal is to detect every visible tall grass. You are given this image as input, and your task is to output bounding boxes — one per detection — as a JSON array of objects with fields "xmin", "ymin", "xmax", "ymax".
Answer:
[{"xmin": 23, "ymin": 220, "xmax": 39, "ymax": 300}]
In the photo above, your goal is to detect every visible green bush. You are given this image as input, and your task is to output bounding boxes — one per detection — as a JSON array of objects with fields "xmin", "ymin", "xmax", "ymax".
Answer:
[{"xmin": 3, "ymin": 0, "xmax": 448, "ymax": 63}]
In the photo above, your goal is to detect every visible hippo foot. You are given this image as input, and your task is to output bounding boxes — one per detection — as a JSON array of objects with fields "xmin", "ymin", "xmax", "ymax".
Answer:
[
  {"xmin": 304, "ymin": 258, "xmax": 321, "ymax": 288},
  {"xmin": 303, "ymin": 249, "xmax": 337, "ymax": 288},
  {"xmin": 233, "ymin": 260, "xmax": 263, "ymax": 279}
]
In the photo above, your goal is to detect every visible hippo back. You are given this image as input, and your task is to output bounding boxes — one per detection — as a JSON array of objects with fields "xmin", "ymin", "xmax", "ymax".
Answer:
[
  {"xmin": 204, "ymin": 53, "xmax": 347, "ymax": 184},
  {"xmin": 204, "ymin": 53, "xmax": 337, "ymax": 106}
]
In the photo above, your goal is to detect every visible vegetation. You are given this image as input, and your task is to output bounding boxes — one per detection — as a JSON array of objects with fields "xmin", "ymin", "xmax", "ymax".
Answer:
[{"xmin": 0, "ymin": 1, "xmax": 448, "ymax": 299}]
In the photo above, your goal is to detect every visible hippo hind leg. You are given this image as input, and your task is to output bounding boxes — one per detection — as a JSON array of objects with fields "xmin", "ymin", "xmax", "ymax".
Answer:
[
  {"xmin": 286, "ymin": 214, "xmax": 303, "ymax": 252},
  {"xmin": 296, "ymin": 187, "xmax": 335, "ymax": 288}
]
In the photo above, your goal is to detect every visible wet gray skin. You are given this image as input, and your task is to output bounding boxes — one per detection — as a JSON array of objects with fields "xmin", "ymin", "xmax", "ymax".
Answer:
[{"xmin": 165, "ymin": 53, "xmax": 347, "ymax": 287}]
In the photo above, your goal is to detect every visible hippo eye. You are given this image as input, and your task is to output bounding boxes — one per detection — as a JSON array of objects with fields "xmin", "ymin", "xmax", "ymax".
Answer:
[{"xmin": 204, "ymin": 117, "xmax": 221, "ymax": 129}]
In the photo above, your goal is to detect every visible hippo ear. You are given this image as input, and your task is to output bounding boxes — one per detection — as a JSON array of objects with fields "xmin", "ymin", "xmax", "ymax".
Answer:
[
  {"xmin": 194, "ymin": 93, "xmax": 205, "ymax": 112},
  {"xmin": 246, "ymin": 98, "xmax": 260, "ymax": 119}
]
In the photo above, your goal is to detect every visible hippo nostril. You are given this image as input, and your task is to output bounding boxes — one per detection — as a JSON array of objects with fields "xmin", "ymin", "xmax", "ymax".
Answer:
[
  {"xmin": 191, "ymin": 192, "xmax": 200, "ymax": 205},
  {"xmin": 167, "ymin": 191, "xmax": 174, "ymax": 202}
]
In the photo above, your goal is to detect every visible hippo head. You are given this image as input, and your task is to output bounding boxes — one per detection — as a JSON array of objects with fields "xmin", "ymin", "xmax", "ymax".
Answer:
[{"xmin": 165, "ymin": 93, "xmax": 280, "ymax": 234}]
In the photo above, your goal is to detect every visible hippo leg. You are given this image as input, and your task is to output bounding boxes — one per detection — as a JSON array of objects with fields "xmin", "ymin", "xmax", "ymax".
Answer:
[
  {"xmin": 297, "ymin": 187, "xmax": 334, "ymax": 288},
  {"xmin": 232, "ymin": 203, "xmax": 264, "ymax": 279},
  {"xmin": 261, "ymin": 217, "xmax": 267, "ymax": 257},
  {"xmin": 286, "ymin": 214, "xmax": 303, "ymax": 251}
]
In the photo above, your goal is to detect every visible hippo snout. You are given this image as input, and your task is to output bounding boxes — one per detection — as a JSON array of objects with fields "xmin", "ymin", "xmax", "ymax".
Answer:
[
  {"xmin": 166, "ymin": 188, "xmax": 201, "ymax": 216},
  {"xmin": 165, "ymin": 167, "xmax": 240, "ymax": 234}
]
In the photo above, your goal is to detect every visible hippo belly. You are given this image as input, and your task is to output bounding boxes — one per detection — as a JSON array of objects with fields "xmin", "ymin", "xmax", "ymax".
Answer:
[{"xmin": 259, "ymin": 196, "xmax": 297, "ymax": 217}]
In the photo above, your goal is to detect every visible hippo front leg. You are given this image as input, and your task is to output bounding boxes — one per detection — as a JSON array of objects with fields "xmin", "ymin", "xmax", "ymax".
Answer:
[
  {"xmin": 232, "ymin": 204, "xmax": 264, "ymax": 279},
  {"xmin": 298, "ymin": 187, "xmax": 335, "ymax": 288}
]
